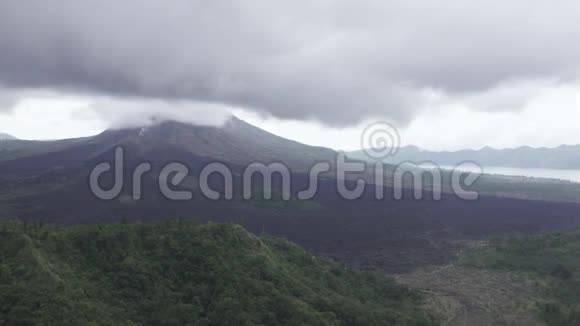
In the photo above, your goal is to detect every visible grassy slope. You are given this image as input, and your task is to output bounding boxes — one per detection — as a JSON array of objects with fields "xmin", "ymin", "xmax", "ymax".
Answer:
[
  {"xmin": 0, "ymin": 220, "xmax": 436, "ymax": 326},
  {"xmin": 458, "ymin": 228, "xmax": 580, "ymax": 325}
]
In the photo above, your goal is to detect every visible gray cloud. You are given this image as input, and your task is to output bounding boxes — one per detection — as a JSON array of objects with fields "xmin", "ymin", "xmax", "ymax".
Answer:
[
  {"xmin": 0, "ymin": 0, "xmax": 579, "ymax": 125},
  {"xmin": 0, "ymin": 92, "xmax": 18, "ymax": 113},
  {"xmin": 0, "ymin": 87, "xmax": 36, "ymax": 113},
  {"xmin": 85, "ymin": 97, "xmax": 231, "ymax": 129}
]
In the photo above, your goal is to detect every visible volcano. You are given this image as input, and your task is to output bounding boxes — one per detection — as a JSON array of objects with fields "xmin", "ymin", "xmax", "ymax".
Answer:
[
  {"xmin": 0, "ymin": 116, "xmax": 336, "ymax": 177},
  {"xmin": 2, "ymin": 117, "xmax": 580, "ymax": 273}
]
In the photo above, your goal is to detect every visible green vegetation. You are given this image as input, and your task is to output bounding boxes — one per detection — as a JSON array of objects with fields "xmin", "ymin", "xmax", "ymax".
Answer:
[
  {"xmin": 0, "ymin": 220, "xmax": 436, "ymax": 325},
  {"xmin": 459, "ymin": 228, "xmax": 580, "ymax": 325}
]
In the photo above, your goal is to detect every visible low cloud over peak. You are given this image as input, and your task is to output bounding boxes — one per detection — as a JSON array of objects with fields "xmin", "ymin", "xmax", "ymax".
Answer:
[{"xmin": 0, "ymin": 0, "xmax": 579, "ymax": 126}]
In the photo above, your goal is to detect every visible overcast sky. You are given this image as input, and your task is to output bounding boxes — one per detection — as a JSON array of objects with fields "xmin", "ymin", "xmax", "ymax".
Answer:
[{"xmin": 1, "ymin": 1, "xmax": 580, "ymax": 150}]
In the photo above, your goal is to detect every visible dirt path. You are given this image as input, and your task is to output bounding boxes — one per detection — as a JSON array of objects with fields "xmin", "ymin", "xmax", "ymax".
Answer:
[{"xmin": 396, "ymin": 264, "xmax": 545, "ymax": 326}]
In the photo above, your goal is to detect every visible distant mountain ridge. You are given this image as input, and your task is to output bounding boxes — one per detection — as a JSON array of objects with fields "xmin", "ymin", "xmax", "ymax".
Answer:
[{"xmin": 349, "ymin": 144, "xmax": 580, "ymax": 169}]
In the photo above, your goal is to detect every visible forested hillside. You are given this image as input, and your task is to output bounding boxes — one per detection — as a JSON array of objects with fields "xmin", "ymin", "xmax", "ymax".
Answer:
[
  {"xmin": 0, "ymin": 220, "xmax": 436, "ymax": 325},
  {"xmin": 459, "ymin": 228, "xmax": 580, "ymax": 325}
]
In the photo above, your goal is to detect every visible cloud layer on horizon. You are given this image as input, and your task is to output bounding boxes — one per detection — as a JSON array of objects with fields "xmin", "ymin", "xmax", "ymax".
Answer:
[{"xmin": 1, "ymin": 0, "xmax": 580, "ymax": 126}]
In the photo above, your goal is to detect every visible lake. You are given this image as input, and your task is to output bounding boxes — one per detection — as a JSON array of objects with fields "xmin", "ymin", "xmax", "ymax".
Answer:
[{"xmin": 440, "ymin": 165, "xmax": 580, "ymax": 183}]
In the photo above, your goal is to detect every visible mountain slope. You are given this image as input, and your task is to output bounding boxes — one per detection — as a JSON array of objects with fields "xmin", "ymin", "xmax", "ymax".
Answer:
[
  {"xmin": 0, "ymin": 136, "xmax": 94, "ymax": 162},
  {"xmin": 136, "ymin": 117, "xmax": 337, "ymax": 170},
  {"xmin": 0, "ymin": 133, "xmax": 17, "ymax": 140},
  {"xmin": 459, "ymin": 227, "xmax": 580, "ymax": 325},
  {"xmin": 0, "ymin": 220, "xmax": 436, "ymax": 325},
  {"xmin": 349, "ymin": 144, "xmax": 580, "ymax": 169}
]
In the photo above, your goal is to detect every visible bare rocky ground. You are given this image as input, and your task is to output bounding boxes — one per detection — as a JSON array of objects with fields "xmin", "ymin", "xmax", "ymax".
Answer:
[{"xmin": 396, "ymin": 264, "xmax": 545, "ymax": 326}]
